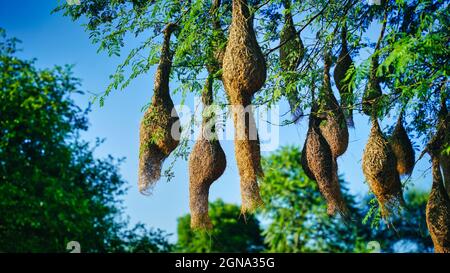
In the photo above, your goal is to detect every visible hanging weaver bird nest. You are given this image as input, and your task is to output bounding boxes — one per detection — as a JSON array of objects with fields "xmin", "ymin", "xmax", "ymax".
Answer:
[
  {"xmin": 437, "ymin": 99, "xmax": 450, "ymax": 197},
  {"xmin": 301, "ymin": 104, "xmax": 350, "ymax": 219},
  {"xmin": 280, "ymin": 0, "xmax": 305, "ymax": 122},
  {"xmin": 138, "ymin": 23, "xmax": 180, "ymax": 194},
  {"xmin": 362, "ymin": 118, "xmax": 404, "ymax": 218},
  {"xmin": 222, "ymin": 0, "xmax": 267, "ymax": 213},
  {"xmin": 189, "ymin": 76, "xmax": 226, "ymax": 230},
  {"xmin": 333, "ymin": 23, "xmax": 355, "ymax": 127},
  {"xmin": 389, "ymin": 112, "xmax": 415, "ymax": 176},
  {"xmin": 426, "ymin": 153, "xmax": 450, "ymax": 253},
  {"xmin": 362, "ymin": 55, "xmax": 384, "ymax": 116},
  {"xmin": 319, "ymin": 53, "xmax": 349, "ymax": 158}
]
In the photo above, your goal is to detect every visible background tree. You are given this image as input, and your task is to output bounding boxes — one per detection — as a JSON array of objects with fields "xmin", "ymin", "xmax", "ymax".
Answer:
[
  {"xmin": 259, "ymin": 146, "xmax": 433, "ymax": 253},
  {"xmin": 176, "ymin": 199, "xmax": 265, "ymax": 253},
  {"xmin": 0, "ymin": 30, "xmax": 171, "ymax": 253}
]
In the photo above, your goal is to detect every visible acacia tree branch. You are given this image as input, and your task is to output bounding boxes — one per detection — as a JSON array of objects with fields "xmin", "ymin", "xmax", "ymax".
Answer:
[{"xmin": 264, "ymin": 2, "xmax": 331, "ymax": 56}]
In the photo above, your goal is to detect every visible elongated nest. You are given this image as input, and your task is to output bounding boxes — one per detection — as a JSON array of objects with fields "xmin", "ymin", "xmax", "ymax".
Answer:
[
  {"xmin": 426, "ymin": 155, "xmax": 450, "ymax": 253},
  {"xmin": 319, "ymin": 53, "xmax": 349, "ymax": 158},
  {"xmin": 189, "ymin": 137, "xmax": 226, "ymax": 230},
  {"xmin": 333, "ymin": 24, "xmax": 355, "ymax": 127},
  {"xmin": 138, "ymin": 24, "xmax": 179, "ymax": 194},
  {"xmin": 222, "ymin": 0, "xmax": 267, "ymax": 214},
  {"xmin": 438, "ymin": 102, "xmax": 450, "ymax": 197},
  {"xmin": 362, "ymin": 118, "xmax": 404, "ymax": 218},
  {"xmin": 362, "ymin": 59, "xmax": 383, "ymax": 116},
  {"xmin": 302, "ymin": 106, "xmax": 350, "ymax": 219},
  {"xmin": 389, "ymin": 114, "xmax": 415, "ymax": 176},
  {"xmin": 280, "ymin": 0, "xmax": 305, "ymax": 122}
]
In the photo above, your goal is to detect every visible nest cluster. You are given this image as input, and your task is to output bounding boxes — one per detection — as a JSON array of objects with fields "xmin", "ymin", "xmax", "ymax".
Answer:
[{"xmin": 136, "ymin": 1, "xmax": 446, "ymax": 250}]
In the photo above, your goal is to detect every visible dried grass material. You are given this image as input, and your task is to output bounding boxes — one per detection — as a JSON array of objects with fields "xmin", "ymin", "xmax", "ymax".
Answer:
[
  {"xmin": 319, "ymin": 53, "xmax": 349, "ymax": 158},
  {"xmin": 389, "ymin": 113, "xmax": 415, "ymax": 176},
  {"xmin": 280, "ymin": 0, "xmax": 305, "ymax": 122},
  {"xmin": 189, "ymin": 76, "xmax": 227, "ymax": 230},
  {"xmin": 301, "ymin": 105, "xmax": 350, "ymax": 218},
  {"xmin": 138, "ymin": 24, "xmax": 179, "ymax": 194},
  {"xmin": 442, "ymin": 154, "xmax": 450, "ymax": 198},
  {"xmin": 222, "ymin": 0, "xmax": 266, "ymax": 213},
  {"xmin": 362, "ymin": 118, "xmax": 404, "ymax": 218},
  {"xmin": 233, "ymin": 104, "xmax": 264, "ymax": 213},
  {"xmin": 426, "ymin": 155, "xmax": 450, "ymax": 253},
  {"xmin": 333, "ymin": 24, "xmax": 355, "ymax": 127},
  {"xmin": 438, "ymin": 101, "xmax": 450, "ymax": 197},
  {"xmin": 222, "ymin": 0, "xmax": 266, "ymax": 100}
]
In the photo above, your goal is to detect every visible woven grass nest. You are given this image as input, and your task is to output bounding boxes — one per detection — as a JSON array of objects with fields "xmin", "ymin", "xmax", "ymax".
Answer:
[
  {"xmin": 319, "ymin": 53, "xmax": 349, "ymax": 158},
  {"xmin": 222, "ymin": 0, "xmax": 267, "ymax": 213},
  {"xmin": 138, "ymin": 23, "xmax": 179, "ymax": 194},
  {"xmin": 437, "ymin": 100, "xmax": 450, "ymax": 197},
  {"xmin": 333, "ymin": 24, "xmax": 355, "ymax": 127},
  {"xmin": 189, "ymin": 77, "xmax": 226, "ymax": 230},
  {"xmin": 389, "ymin": 113, "xmax": 415, "ymax": 176},
  {"xmin": 301, "ymin": 103, "xmax": 350, "ymax": 219},
  {"xmin": 426, "ymin": 154, "xmax": 450, "ymax": 253},
  {"xmin": 362, "ymin": 118, "xmax": 404, "ymax": 218},
  {"xmin": 280, "ymin": 0, "xmax": 305, "ymax": 122}
]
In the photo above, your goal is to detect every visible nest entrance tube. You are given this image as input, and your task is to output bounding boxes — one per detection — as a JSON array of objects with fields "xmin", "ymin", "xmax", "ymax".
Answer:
[
  {"xmin": 362, "ymin": 117, "xmax": 404, "ymax": 219},
  {"xmin": 138, "ymin": 23, "xmax": 180, "ymax": 194},
  {"xmin": 389, "ymin": 112, "xmax": 415, "ymax": 176},
  {"xmin": 333, "ymin": 23, "xmax": 355, "ymax": 127},
  {"xmin": 222, "ymin": 0, "xmax": 267, "ymax": 213},
  {"xmin": 189, "ymin": 75, "xmax": 226, "ymax": 230}
]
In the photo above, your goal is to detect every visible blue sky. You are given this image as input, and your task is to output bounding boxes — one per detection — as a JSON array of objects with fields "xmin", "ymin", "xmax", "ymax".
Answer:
[{"xmin": 0, "ymin": 0, "xmax": 433, "ymax": 241}]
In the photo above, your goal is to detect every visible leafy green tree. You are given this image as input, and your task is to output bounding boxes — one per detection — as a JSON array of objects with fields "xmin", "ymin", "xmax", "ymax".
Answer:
[
  {"xmin": 176, "ymin": 199, "xmax": 265, "ymax": 253},
  {"xmin": 260, "ymin": 146, "xmax": 433, "ymax": 253},
  {"xmin": 0, "ymin": 30, "xmax": 171, "ymax": 253}
]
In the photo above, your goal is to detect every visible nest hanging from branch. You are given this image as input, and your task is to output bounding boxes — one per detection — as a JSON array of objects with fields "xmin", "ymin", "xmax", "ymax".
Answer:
[
  {"xmin": 319, "ymin": 52, "xmax": 349, "ymax": 158},
  {"xmin": 362, "ymin": 12, "xmax": 387, "ymax": 117},
  {"xmin": 333, "ymin": 23, "xmax": 355, "ymax": 127},
  {"xmin": 138, "ymin": 23, "xmax": 180, "ymax": 194},
  {"xmin": 437, "ymin": 99, "xmax": 450, "ymax": 197},
  {"xmin": 222, "ymin": 0, "xmax": 267, "ymax": 213},
  {"xmin": 389, "ymin": 112, "xmax": 415, "ymax": 176},
  {"xmin": 362, "ymin": 56, "xmax": 383, "ymax": 116},
  {"xmin": 362, "ymin": 118, "xmax": 404, "ymax": 218},
  {"xmin": 189, "ymin": 75, "xmax": 227, "ymax": 230},
  {"xmin": 301, "ymin": 104, "xmax": 350, "ymax": 219},
  {"xmin": 426, "ymin": 152, "xmax": 450, "ymax": 253},
  {"xmin": 280, "ymin": 0, "xmax": 305, "ymax": 122}
]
